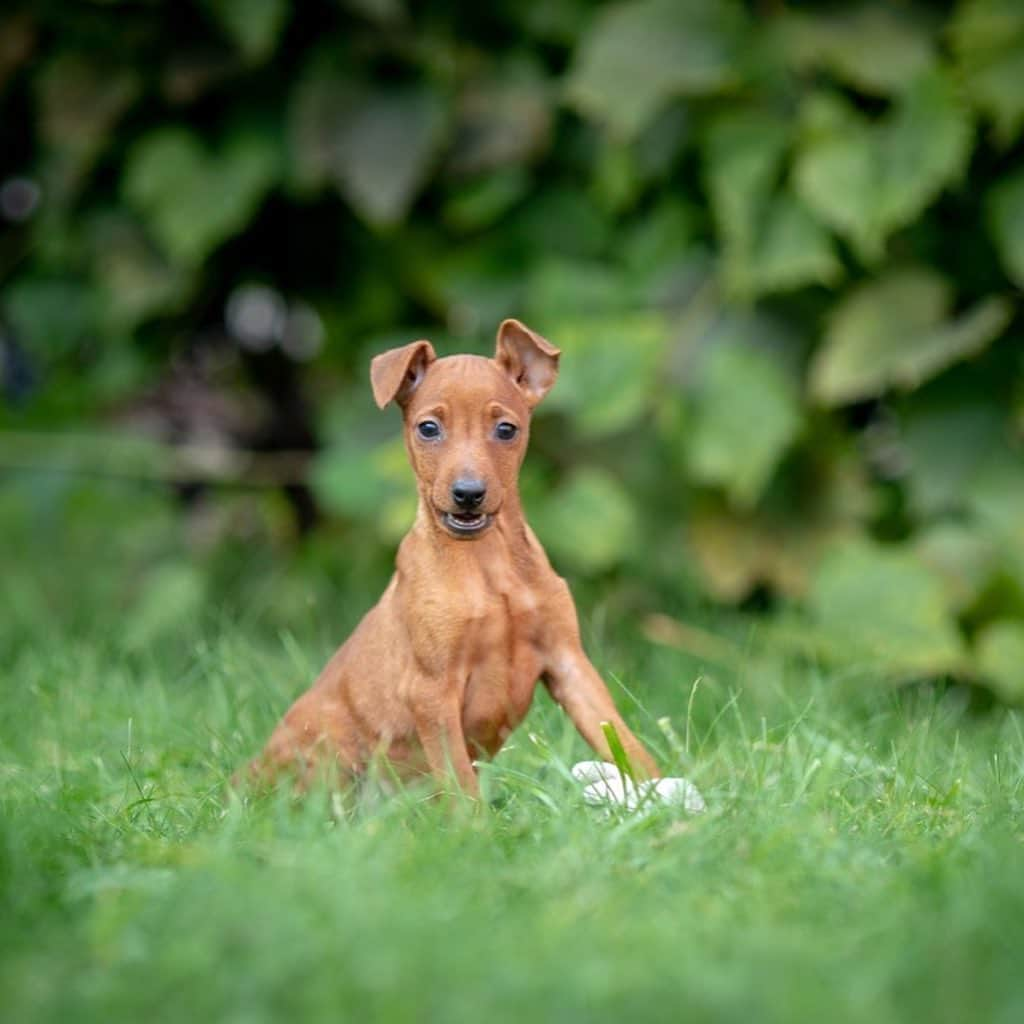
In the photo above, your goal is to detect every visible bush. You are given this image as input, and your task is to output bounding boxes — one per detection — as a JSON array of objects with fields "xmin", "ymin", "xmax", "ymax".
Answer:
[{"xmin": 2, "ymin": 0, "xmax": 1023, "ymax": 697}]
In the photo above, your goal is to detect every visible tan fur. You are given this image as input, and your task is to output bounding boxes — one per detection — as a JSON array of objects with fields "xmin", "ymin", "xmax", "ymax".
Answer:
[{"xmin": 250, "ymin": 319, "xmax": 659, "ymax": 795}]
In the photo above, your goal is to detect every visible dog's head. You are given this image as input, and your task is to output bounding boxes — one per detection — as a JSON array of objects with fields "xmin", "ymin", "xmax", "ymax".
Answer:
[{"xmin": 370, "ymin": 319, "xmax": 559, "ymax": 539}]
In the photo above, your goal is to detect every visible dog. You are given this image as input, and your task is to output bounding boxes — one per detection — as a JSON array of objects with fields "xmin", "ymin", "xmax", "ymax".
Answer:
[{"xmin": 250, "ymin": 319, "xmax": 659, "ymax": 795}]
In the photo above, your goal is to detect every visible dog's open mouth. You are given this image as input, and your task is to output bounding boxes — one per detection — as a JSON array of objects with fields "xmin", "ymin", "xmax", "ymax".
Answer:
[{"xmin": 441, "ymin": 511, "xmax": 491, "ymax": 536}]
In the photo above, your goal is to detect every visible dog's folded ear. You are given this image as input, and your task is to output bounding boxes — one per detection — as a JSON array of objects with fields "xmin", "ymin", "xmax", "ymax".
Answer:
[
  {"xmin": 370, "ymin": 340, "xmax": 437, "ymax": 409},
  {"xmin": 495, "ymin": 319, "xmax": 560, "ymax": 408}
]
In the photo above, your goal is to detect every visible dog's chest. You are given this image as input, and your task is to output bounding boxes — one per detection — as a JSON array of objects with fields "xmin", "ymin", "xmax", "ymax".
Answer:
[{"xmin": 456, "ymin": 577, "xmax": 546, "ymax": 755}]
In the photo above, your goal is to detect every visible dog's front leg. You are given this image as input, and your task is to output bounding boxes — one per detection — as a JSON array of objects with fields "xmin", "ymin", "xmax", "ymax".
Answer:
[
  {"xmin": 543, "ymin": 644, "xmax": 659, "ymax": 780},
  {"xmin": 411, "ymin": 688, "xmax": 480, "ymax": 797}
]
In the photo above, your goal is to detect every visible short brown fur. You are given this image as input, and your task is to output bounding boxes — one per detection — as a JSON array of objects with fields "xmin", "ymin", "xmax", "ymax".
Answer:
[{"xmin": 250, "ymin": 319, "xmax": 659, "ymax": 795}]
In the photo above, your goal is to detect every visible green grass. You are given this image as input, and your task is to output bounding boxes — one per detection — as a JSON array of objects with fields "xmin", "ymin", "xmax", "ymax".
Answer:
[{"xmin": 3, "ymin": 484, "xmax": 1024, "ymax": 1023}]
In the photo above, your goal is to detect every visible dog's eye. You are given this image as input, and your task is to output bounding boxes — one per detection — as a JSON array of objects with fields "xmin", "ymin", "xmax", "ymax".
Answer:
[
  {"xmin": 417, "ymin": 420, "xmax": 441, "ymax": 440},
  {"xmin": 495, "ymin": 421, "xmax": 518, "ymax": 441}
]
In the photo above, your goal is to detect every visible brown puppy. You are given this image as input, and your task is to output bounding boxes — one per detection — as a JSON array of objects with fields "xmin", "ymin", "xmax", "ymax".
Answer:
[{"xmin": 252, "ymin": 319, "xmax": 659, "ymax": 795}]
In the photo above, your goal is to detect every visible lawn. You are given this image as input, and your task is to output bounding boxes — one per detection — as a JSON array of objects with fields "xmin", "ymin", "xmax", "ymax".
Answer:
[{"xmin": 2, "ymin": 484, "xmax": 1023, "ymax": 1024}]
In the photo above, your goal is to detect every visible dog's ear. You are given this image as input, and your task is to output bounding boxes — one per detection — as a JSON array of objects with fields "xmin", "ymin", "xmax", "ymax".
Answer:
[
  {"xmin": 495, "ymin": 319, "xmax": 560, "ymax": 408},
  {"xmin": 370, "ymin": 340, "xmax": 436, "ymax": 409}
]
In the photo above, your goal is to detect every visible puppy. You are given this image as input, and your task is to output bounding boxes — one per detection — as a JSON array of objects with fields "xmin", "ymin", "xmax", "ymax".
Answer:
[{"xmin": 251, "ymin": 319, "xmax": 659, "ymax": 794}]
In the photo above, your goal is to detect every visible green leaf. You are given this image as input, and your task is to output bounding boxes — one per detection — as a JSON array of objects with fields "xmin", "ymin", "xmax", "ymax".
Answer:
[
  {"xmin": 805, "ymin": 539, "xmax": 966, "ymax": 679},
  {"xmin": 620, "ymin": 198, "xmax": 708, "ymax": 301},
  {"xmin": 965, "ymin": 453, "xmax": 1024, "ymax": 627},
  {"xmin": 532, "ymin": 468, "xmax": 637, "ymax": 574},
  {"xmin": 879, "ymin": 70, "xmax": 974, "ymax": 238},
  {"xmin": 950, "ymin": 0, "xmax": 1024, "ymax": 146},
  {"xmin": 905, "ymin": 435, "xmax": 1024, "ymax": 610},
  {"xmin": 900, "ymin": 398, "xmax": 1005, "ymax": 517},
  {"xmin": 87, "ymin": 213, "xmax": 192, "ymax": 329},
  {"xmin": 124, "ymin": 128, "xmax": 279, "ymax": 268},
  {"xmin": 749, "ymin": 194, "xmax": 842, "ymax": 296},
  {"xmin": 310, "ymin": 437, "xmax": 415, "ymax": 543},
  {"xmin": 688, "ymin": 341, "xmax": 802, "ymax": 507},
  {"xmin": 5, "ymin": 278, "xmax": 98, "ymax": 357},
  {"xmin": 310, "ymin": 449, "xmax": 390, "ymax": 521},
  {"xmin": 686, "ymin": 441, "xmax": 873, "ymax": 602},
  {"xmin": 442, "ymin": 169, "xmax": 531, "ymax": 233},
  {"xmin": 705, "ymin": 111, "xmax": 788, "ymax": 282},
  {"xmin": 290, "ymin": 64, "xmax": 447, "ymax": 228},
  {"xmin": 809, "ymin": 268, "xmax": 1012, "ymax": 405},
  {"xmin": 621, "ymin": 199, "xmax": 699, "ymax": 275},
  {"xmin": 565, "ymin": 0, "xmax": 745, "ymax": 139},
  {"xmin": 687, "ymin": 502, "xmax": 821, "ymax": 602},
  {"xmin": 792, "ymin": 117, "xmax": 876, "ymax": 257},
  {"xmin": 633, "ymin": 105, "xmax": 691, "ymax": 184},
  {"xmin": 420, "ymin": 239, "xmax": 525, "ymax": 331},
  {"xmin": 334, "ymin": 86, "xmax": 447, "ymax": 229},
  {"xmin": 704, "ymin": 110, "xmax": 839, "ymax": 297},
  {"xmin": 780, "ymin": 5, "xmax": 936, "ymax": 96},
  {"xmin": 446, "ymin": 59, "xmax": 553, "ymax": 176},
  {"xmin": 36, "ymin": 54, "xmax": 139, "ymax": 197},
  {"xmin": 914, "ymin": 524, "xmax": 998, "ymax": 613},
  {"xmin": 591, "ymin": 142, "xmax": 643, "ymax": 215},
  {"xmin": 987, "ymin": 166, "xmax": 1024, "ymax": 288},
  {"xmin": 205, "ymin": 0, "xmax": 288, "ymax": 62},
  {"xmin": 291, "ymin": 75, "xmax": 447, "ymax": 228},
  {"xmin": 975, "ymin": 620, "xmax": 1024, "ymax": 702},
  {"xmin": 967, "ymin": 450, "xmax": 1024, "ymax": 550},
  {"xmin": 537, "ymin": 312, "xmax": 666, "ymax": 438},
  {"xmin": 524, "ymin": 260, "xmax": 636, "ymax": 323},
  {"xmin": 511, "ymin": 188, "xmax": 612, "ymax": 259},
  {"xmin": 794, "ymin": 71, "xmax": 973, "ymax": 261},
  {"xmin": 705, "ymin": 111, "xmax": 783, "ymax": 294}
]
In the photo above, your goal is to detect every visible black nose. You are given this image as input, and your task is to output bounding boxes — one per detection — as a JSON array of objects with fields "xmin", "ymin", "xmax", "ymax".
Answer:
[{"xmin": 451, "ymin": 478, "xmax": 486, "ymax": 510}]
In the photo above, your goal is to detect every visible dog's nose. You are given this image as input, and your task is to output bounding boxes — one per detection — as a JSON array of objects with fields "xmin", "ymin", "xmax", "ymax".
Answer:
[{"xmin": 451, "ymin": 479, "xmax": 486, "ymax": 510}]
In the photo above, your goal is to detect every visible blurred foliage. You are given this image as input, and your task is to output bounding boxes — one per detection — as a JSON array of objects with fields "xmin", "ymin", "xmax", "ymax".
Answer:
[{"xmin": 2, "ymin": 0, "xmax": 1024, "ymax": 699}]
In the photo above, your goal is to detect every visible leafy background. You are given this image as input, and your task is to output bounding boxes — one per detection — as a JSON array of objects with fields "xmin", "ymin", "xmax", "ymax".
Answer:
[{"xmin": 2, "ymin": 0, "xmax": 1024, "ymax": 699}]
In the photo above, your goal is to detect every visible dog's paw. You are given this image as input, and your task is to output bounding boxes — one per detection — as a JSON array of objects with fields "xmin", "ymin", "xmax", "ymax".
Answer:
[{"xmin": 570, "ymin": 760, "xmax": 706, "ymax": 815}]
